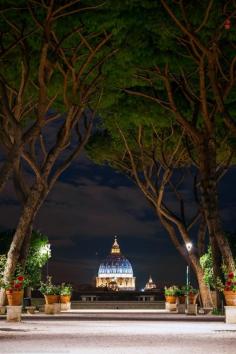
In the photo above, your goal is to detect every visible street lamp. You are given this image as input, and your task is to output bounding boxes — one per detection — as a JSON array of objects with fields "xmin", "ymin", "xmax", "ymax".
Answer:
[{"xmin": 185, "ymin": 242, "xmax": 192, "ymax": 307}]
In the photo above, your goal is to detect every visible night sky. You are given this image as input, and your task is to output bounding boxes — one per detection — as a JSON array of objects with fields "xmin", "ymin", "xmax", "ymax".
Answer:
[{"xmin": 1, "ymin": 150, "xmax": 236, "ymax": 290}]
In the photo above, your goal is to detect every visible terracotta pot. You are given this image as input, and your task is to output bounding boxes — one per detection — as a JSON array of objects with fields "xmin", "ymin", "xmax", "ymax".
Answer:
[
  {"xmin": 187, "ymin": 293, "xmax": 198, "ymax": 304},
  {"xmin": 6, "ymin": 290, "xmax": 23, "ymax": 306},
  {"xmin": 224, "ymin": 290, "xmax": 236, "ymax": 306},
  {"xmin": 60, "ymin": 295, "xmax": 71, "ymax": 304},
  {"xmin": 44, "ymin": 294, "xmax": 60, "ymax": 304},
  {"xmin": 165, "ymin": 295, "xmax": 177, "ymax": 304},
  {"xmin": 178, "ymin": 296, "xmax": 186, "ymax": 304}
]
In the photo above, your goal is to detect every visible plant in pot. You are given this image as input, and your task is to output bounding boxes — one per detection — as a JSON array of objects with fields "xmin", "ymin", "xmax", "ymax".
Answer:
[
  {"xmin": 185, "ymin": 285, "xmax": 198, "ymax": 304},
  {"xmin": 2, "ymin": 275, "xmax": 27, "ymax": 306},
  {"xmin": 176, "ymin": 287, "xmax": 186, "ymax": 304},
  {"xmin": 60, "ymin": 283, "xmax": 72, "ymax": 303},
  {"xmin": 164, "ymin": 286, "xmax": 179, "ymax": 304},
  {"xmin": 39, "ymin": 276, "xmax": 60, "ymax": 304},
  {"xmin": 223, "ymin": 271, "xmax": 236, "ymax": 306}
]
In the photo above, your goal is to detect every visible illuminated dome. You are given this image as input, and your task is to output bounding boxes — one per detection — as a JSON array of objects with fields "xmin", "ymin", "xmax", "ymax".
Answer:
[
  {"xmin": 98, "ymin": 255, "xmax": 133, "ymax": 278},
  {"xmin": 144, "ymin": 275, "xmax": 157, "ymax": 291},
  {"xmin": 98, "ymin": 237, "xmax": 133, "ymax": 278},
  {"xmin": 96, "ymin": 237, "xmax": 135, "ymax": 291}
]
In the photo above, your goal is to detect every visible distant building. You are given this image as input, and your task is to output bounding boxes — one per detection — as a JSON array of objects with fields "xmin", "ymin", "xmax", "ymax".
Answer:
[
  {"xmin": 96, "ymin": 237, "xmax": 135, "ymax": 291},
  {"xmin": 144, "ymin": 275, "xmax": 157, "ymax": 291}
]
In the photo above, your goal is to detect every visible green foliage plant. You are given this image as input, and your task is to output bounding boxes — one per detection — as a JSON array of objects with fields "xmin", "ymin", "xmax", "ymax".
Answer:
[
  {"xmin": 39, "ymin": 276, "xmax": 60, "ymax": 296},
  {"xmin": 200, "ymin": 246, "xmax": 230, "ymax": 292},
  {"xmin": 164, "ymin": 285, "xmax": 179, "ymax": 296},
  {"xmin": 60, "ymin": 283, "xmax": 72, "ymax": 296},
  {"xmin": 200, "ymin": 247, "xmax": 215, "ymax": 289},
  {"xmin": 25, "ymin": 231, "xmax": 51, "ymax": 288},
  {"xmin": 175, "ymin": 286, "xmax": 186, "ymax": 297},
  {"xmin": 0, "ymin": 230, "xmax": 51, "ymax": 289},
  {"xmin": 212, "ymin": 308, "xmax": 224, "ymax": 316},
  {"xmin": 183, "ymin": 285, "xmax": 198, "ymax": 295}
]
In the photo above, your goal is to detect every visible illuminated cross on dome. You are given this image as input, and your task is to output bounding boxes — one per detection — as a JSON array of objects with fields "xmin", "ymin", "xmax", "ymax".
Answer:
[{"xmin": 111, "ymin": 235, "xmax": 120, "ymax": 254}]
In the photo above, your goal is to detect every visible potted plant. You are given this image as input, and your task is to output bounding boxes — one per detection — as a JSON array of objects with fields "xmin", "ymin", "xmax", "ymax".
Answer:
[
  {"xmin": 39, "ymin": 276, "xmax": 60, "ymax": 304},
  {"xmin": 223, "ymin": 271, "xmax": 236, "ymax": 306},
  {"xmin": 176, "ymin": 287, "xmax": 186, "ymax": 304},
  {"xmin": 185, "ymin": 285, "xmax": 198, "ymax": 304},
  {"xmin": 164, "ymin": 286, "xmax": 179, "ymax": 304},
  {"xmin": 60, "ymin": 283, "xmax": 72, "ymax": 303},
  {"xmin": 2, "ymin": 275, "xmax": 27, "ymax": 306}
]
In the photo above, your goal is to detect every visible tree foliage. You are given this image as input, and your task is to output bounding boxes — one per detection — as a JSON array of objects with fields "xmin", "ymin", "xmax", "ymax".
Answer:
[
  {"xmin": 200, "ymin": 247, "xmax": 215, "ymax": 289},
  {"xmin": 200, "ymin": 233, "xmax": 236, "ymax": 289},
  {"xmin": 0, "ymin": 230, "xmax": 51, "ymax": 288}
]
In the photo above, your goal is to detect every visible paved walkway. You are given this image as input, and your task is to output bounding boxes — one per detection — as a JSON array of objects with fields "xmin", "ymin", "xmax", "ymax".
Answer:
[
  {"xmin": 0, "ymin": 310, "xmax": 235, "ymax": 353},
  {"xmin": 0, "ymin": 317, "xmax": 236, "ymax": 354}
]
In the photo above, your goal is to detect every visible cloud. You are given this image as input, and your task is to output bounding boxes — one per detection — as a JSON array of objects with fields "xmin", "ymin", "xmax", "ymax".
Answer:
[
  {"xmin": 34, "ymin": 178, "xmax": 161, "ymax": 241},
  {"xmin": 48, "ymin": 257, "xmax": 99, "ymax": 285}
]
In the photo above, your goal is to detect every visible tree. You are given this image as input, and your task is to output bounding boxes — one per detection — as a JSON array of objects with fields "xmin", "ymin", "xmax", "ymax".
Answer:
[
  {"xmin": 88, "ymin": 95, "xmax": 214, "ymax": 307},
  {"xmin": 128, "ymin": 0, "xmax": 236, "ymax": 272},
  {"xmin": 0, "ymin": 0, "xmax": 115, "ymax": 304},
  {"xmin": 93, "ymin": 0, "xmax": 236, "ymax": 273}
]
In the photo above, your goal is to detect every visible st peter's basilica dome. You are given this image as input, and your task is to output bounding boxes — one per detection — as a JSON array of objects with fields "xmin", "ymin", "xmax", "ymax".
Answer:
[{"xmin": 96, "ymin": 237, "xmax": 135, "ymax": 291}]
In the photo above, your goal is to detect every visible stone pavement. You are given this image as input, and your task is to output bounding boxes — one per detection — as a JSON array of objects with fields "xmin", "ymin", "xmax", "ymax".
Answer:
[{"xmin": 0, "ymin": 310, "xmax": 235, "ymax": 354}]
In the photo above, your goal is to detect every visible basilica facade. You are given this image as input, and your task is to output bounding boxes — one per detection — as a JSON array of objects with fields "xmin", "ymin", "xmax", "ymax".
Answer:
[{"xmin": 96, "ymin": 237, "xmax": 136, "ymax": 291}]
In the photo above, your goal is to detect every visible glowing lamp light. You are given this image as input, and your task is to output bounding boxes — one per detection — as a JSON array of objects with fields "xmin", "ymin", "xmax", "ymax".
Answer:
[
  {"xmin": 224, "ymin": 19, "xmax": 231, "ymax": 30},
  {"xmin": 39, "ymin": 244, "xmax": 51, "ymax": 257},
  {"xmin": 186, "ymin": 242, "xmax": 193, "ymax": 252}
]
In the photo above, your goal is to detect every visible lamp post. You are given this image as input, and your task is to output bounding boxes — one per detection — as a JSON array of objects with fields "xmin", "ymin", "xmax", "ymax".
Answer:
[{"xmin": 185, "ymin": 242, "xmax": 192, "ymax": 307}]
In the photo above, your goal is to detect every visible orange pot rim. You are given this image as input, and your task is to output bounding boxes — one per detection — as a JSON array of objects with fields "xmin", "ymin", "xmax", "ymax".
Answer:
[{"xmin": 224, "ymin": 290, "xmax": 236, "ymax": 293}]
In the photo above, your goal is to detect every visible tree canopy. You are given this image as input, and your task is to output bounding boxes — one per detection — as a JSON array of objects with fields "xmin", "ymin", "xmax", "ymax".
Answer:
[{"xmin": 88, "ymin": 0, "xmax": 236, "ymax": 279}]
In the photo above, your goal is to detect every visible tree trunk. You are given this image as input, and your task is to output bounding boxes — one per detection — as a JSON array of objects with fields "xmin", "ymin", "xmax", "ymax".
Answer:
[
  {"xmin": 209, "ymin": 236, "xmax": 222, "ymax": 308},
  {"xmin": 203, "ymin": 189, "xmax": 235, "ymax": 271},
  {"xmin": 18, "ymin": 224, "xmax": 33, "ymax": 269},
  {"xmin": 194, "ymin": 263, "xmax": 213, "ymax": 308},
  {"xmin": 0, "ymin": 161, "xmax": 13, "ymax": 192},
  {"xmin": 198, "ymin": 139, "xmax": 235, "ymax": 272},
  {"xmin": 186, "ymin": 250, "xmax": 213, "ymax": 308},
  {"xmin": 0, "ymin": 145, "xmax": 20, "ymax": 193},
  {"xmin": 0, "ymin": 182, "xmax": 46, "ymax": 305},
  {"xmin": 157, "ymin": 211, "xmax": 213, "ymax": 308}
]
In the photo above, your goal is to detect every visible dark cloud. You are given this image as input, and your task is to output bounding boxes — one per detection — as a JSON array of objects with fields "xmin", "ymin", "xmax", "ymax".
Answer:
[{"xmin": 35, "ymin": 179, "xmax": 161, "ymax": 240}]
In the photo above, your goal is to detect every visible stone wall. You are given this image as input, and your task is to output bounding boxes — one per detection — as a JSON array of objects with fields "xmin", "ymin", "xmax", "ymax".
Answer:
[
  {"xmin": 71, "ymin": 301, "xmax": 164, "ymax": 310},
  {"xmin": 31, "ymin": 298, "xmax": 165, "ymax": 310}
]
